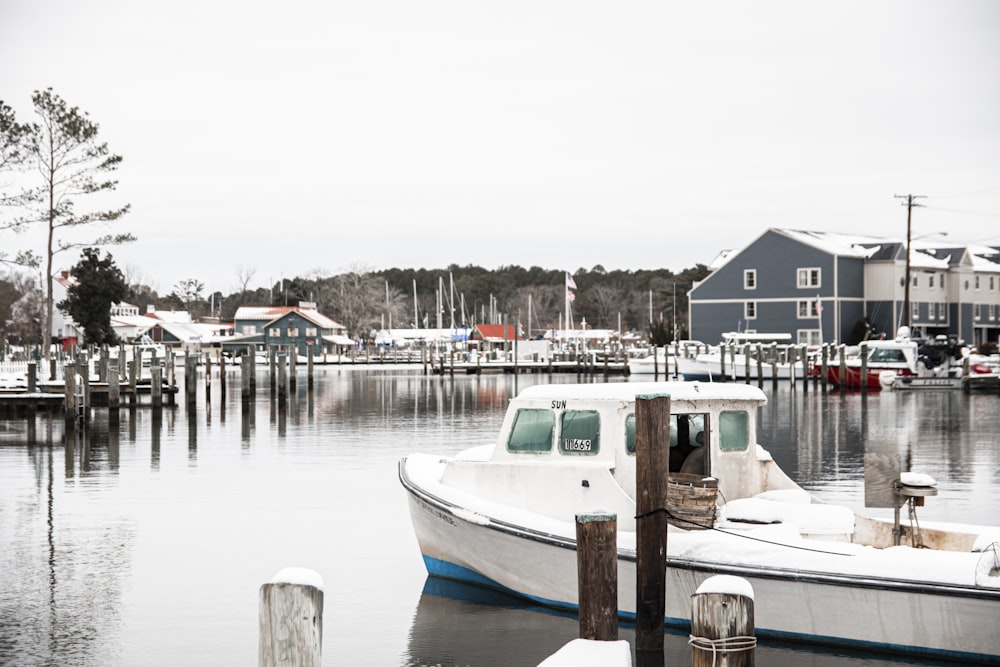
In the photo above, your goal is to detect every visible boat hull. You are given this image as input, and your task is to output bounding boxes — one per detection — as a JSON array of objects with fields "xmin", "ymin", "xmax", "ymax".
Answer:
[{"xmin": 402, "ymin": 463, "xmax": 1000, "ymax": 662}]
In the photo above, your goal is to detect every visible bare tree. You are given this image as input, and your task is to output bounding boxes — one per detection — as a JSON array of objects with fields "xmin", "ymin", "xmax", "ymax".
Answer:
[{"xmin": 16, "ymin": 89, "xmax": 132, "ymax": 358}]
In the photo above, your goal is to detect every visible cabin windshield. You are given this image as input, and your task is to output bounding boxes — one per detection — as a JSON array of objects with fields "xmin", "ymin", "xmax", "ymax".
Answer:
[
  {"xmin": 869, "ymin": 348, "xmax": 907, "ymax": 363},
  {"xmin": 506, "ymin": 409, "xmax": 554, "ymax": 453},
  {"xmin": 719, "ymin": 411, "xmax": 750, "ymax": 451},
  {"xmin": 559, "ymin": 410, "xmax": 600, "ymax": 455}
]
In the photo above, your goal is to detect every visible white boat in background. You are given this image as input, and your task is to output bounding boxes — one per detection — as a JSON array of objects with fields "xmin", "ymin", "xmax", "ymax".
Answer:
[
  {"xmin": 675, "ymin": 332, "xmax": 805, "ymax": 381},
  {"xmin": 400, "ymin": 381, "xmax": 1000, "ymax": 661},
  {"xmin": 627, "ymin": 341, "xmax": 708, "ymax": 377}
]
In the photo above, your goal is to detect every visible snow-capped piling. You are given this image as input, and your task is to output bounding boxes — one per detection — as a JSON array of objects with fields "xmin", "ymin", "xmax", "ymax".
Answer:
[
  {"xmin": 690, "ymin": 575, "xmax": 756, "ymax": 667},
  {"xmin": 259, "ymin": 567, "xmax": 324, "ymax": 667}
]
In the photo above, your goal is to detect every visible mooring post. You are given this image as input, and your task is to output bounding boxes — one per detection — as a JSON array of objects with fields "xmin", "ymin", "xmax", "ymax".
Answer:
[
  {"xmin": 242, "ymin": 353, "xmax": 252, "ymax": 402},
  {"xmin": 289, "ymin": 345, "xmax": 297, "ymax": 390},
  {"xmin": 575, "ymin": 511, "xmax": 618, "ymax": 642},
  {"xmin": 259, "ymin": 567, "xmax": 324, "ymax": 667},
  {"xmin": 821, "ymin": 344, "xmax": 829, "ymax": 390},
  {"xmin": 27, "ymin": 360, "xmax": 36, "ymax": 392},
  {"xmin": 307, "ymin": 346, "xmax": 314, "ymax": 390},
  {"xmin": 860, "ymin": 342, "xmax": 869, "ymax": 394},
  {"xmin": 743, "ymin": 343, "xmax": 751, "ymax": 384},
  {"xmin": 63, "ymin": 361, "xmax": 76, "ymax": 420},
  {"xmin": 838, "ymin": 344, "xmax": 847, "ymax": 392},
  {"xmin": 755, "ymin": 344, "xmax": 763, "ymax": 386},
  {"xmin": 690, "ymin": 575, "xmax": 756, "ymax": 667},
  {"xmin": 151, "ymin": 365, "xmax": 163, "ymax": 408},
  {"xmin": 204, "ymin": 352, "xmax": 212, "ymax": 403},
  {"xmin": 108, "ymin": 363, "xmax": 120, "ymax": 409},
  {"xmin": 185, "ymin": 354, "xmax": 197, "ymax": 405},
  {"xmin": 635, "ymin": 393, "xmax": 670, "ymax": 653},
  {"xmin": 800, "ymin": 344, "xmax": 809, "ymax": 393},
  {"xmin": 277, "ymin": 352, "xmax": 287, "ymax": 400}
]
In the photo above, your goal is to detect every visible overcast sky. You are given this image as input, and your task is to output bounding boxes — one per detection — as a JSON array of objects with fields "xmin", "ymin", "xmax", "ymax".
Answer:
[{"xmin": 2, "ymin": 0, "xmax": 998, "ymax": 296}]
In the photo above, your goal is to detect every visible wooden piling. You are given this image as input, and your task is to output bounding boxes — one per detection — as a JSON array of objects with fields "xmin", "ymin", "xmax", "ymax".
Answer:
[
  {"xmin": 800, "ymin": 344, "xmax": 809, "ymax": 393},
  {"xmin": 204, "ymin": 352, "xmax": 212, "ymax": 403},
  {"xmin": 755, "ymin": 344, "xmax": 763, "ymax": 386},
  {"xmin": 690, "ymin": 575, "xmax": 756, "ymax": 667},
  {"xmin": 821, "ymin": 344, "xmax": 829, "ymax": 389},
  {"xmin": 575, "ymin": 511, "xmax": 618, "ymax": 642},
  {"xmin": 108, "ymin": 364, "xmax": 120, "ymax": 409},
  {"xmin": 63, "ymin": 361, "xmax": 77, "ymax": 420},
  {"xmin": 242, "ymin": 353, "xmax": 252, "ymax": 401},
  {"xmin": 635, "ymin": 393, "xmax": 670, "ymax": 653},
  {"xmin": 259, "ymin": 567, "xmax": 324, "ymax": 667},
  {"xmin": 27, "ymin": 361, "xmax": 36, "ymax": 392},
  {"xmin": 151, "ymin": 366, "xmax": 163, "ymax": 407},
  {"xmin": 185, "ymin": 354, "xmax": 198, "ymax": 404},
  {"xmin": 838, "ymin": 344, "xmax": 847, "ymax": 392},
  {"xmin": 743, "ymin": 343, "xmax": 750, "ymax": 384},
  {"xmin": 860, "ymin": 342, "xmax": 869, "ymax": 394},
  {"xmin": 277, "ymin": 352, "xmax": 287, "ymax": 400}
]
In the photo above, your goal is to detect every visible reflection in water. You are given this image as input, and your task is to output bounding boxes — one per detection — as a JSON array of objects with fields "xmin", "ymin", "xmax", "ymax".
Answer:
[
  {"xmin": 407, "ymin": 577, "xmax": 936, "ymax": 667},
  {"xmin": 1, "ymin": 418, "xmax": 134, "ymax": 666},
  {"xmin": 0, "ymin": 372, "xmax": 997, "ymax": 665}
]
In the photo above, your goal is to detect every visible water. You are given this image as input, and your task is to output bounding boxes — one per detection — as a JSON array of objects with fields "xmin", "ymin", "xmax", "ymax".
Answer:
[{"xmin": 1, "ymin": 368, "xmax": 998, "ymax": 666}]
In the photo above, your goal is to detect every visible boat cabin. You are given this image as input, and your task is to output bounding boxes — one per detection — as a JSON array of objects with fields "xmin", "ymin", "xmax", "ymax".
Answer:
[{"xmin": 444, "ymin": 382, "xmax": 776, "ymax": 532}]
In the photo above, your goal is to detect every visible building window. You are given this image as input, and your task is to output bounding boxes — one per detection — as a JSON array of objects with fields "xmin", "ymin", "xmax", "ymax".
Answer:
[
  {"xmin": 305, "ymin": 327, "xmax": 317, "ymax": 337},
  {"xmin": 912, "ymin": 303, "xmax": 919, "ymax": 322},
  {"xmin": 242, "ymin": 325, "xmax": 257, "ymax": 335},
  {"xmin": 743, "ymin": 269, "xmax": 756, "ymax": 290},
  {"xmin": 928, "ymin": 275, "xmax": 934, "ymax": 288},
  {"xmin": 912, "ymin": 276, "xmax": 918, "ymax": 287},
  {"xmin": 941, "ymin": 274, "xmax": 945, "ymax": 290},
  {"xmin": 975, "ymin": 275, "xmax": 980, "ymax": 290},
  {"xmin": 974, "ymin": 304, "xmax": 981, "ymax": 321},
  {"xmin": 287, "ymin": 327, "xmax": 299, "ymax": 337},
  {"xmin": 990, "ymin": 304, "xmax": 997, "ymax": 321},
  {"xmin": 991, "ymin": 276, "xmax": 996, "ymax": 291},
  {"xmin": 797, "ymin": 268, "xmax": 821, "ymax": 288},
  {"xmin": 269, "ymin": 327, "xmax": 280, "ymax": 337},
  {"xmin": 744, "ymin": 302, "xmax": 756, "ymax": 319},
  {"xmin": 797, "ymin": 329, "xmax": 821, "ymax": 346},
  {"xmin": 797, "ymin": 300, "xmax": 819, "ymax": 318}
]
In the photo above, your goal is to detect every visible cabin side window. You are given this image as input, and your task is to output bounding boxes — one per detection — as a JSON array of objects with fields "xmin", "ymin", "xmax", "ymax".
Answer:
[
  {"xmin": 506, "ymin": 409, "xmax": 554, "ymax": 453},
  {"xmin": 719, "ymin": 411, "xmax": 749, "ymax": 452},
  {"xmin": 559, "ymin": 410, "xmax": 600, "ymax": 455}
]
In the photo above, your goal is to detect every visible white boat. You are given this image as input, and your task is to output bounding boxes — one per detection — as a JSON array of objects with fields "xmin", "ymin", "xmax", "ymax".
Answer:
[
  {"xmin": 825, "ymin": 330, "xmax": 976, "ymax": 391},
  {"xmin": 627, "ymin": 341, "xmax": 708, "ymax": 377},
  {"xmin": 399, "ymin": 381, "xmax": 1000, "ymax": 661},
  {"xmin": 675, "ymin": 332, "xmax": 805, "ymax": 381}
]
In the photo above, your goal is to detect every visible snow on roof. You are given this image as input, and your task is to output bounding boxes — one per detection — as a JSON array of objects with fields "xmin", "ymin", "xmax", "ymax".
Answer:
[
  {"xmin": 234, "ymin": 305, "xmax": 343, "ymax": 330},
  {"xmin": 515, "ymin": 381, "xmax": 767, "ymax": 405},
  {"xmin": 774, "ymin": 229, "xmax": 882, "ymax": 259},
  {"xmin": 969, "ymin": 245, "xmax": 1000, "ymax": 272}
]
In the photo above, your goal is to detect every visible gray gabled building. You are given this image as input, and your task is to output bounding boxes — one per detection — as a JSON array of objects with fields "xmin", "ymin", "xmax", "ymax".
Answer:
[{"xmin": 689, "ymin": 228, "xmax": 1000, "ymax": 347}]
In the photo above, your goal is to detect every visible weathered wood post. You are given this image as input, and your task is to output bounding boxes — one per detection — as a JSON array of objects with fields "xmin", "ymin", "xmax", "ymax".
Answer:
[
  {"xmin": 575, "ymin": 511, "xmax": 618, "ymax": 642},
  {"xmin": 719, "ymin": 343, "xmax": 726, "ymax": 381},
  {"xmin": 108, "ymin": 363, "xmax": 120, "ymax": 409},
  {"xmin": 653, "ymin": 346, "xmax": 659, "ymax": 378},
  {"xmin": 770, "ymin": 343, "xmax": 778, "ymax": 389},
  {"xmin": 755, "ymin": 344, "xmax": 763, "ymax": 386},
  {"xmin": 185, "ymin": 353, "xmax": 198, "ymax": 405},
  {"xmin": 635, "ymin": 392, "xmax": 670, "ymax": 653},
  {"xmin": 63, "ymin": 361, "xmax": 77, "ymax": 421},
  {"xmin": 204, "ymin": 352, "xmax": 212, "ymax": 403},
  {"xmin": 277, "ymin": 352, "xmax": 287, "ymax": 401},
  {"xmin": 307, "ymin": 346, "xmax": 314, "ymax": 390},
  {"xmin": 289, "ymin": 345, "xmax": 297, "ymax": 390},
  {"xmin": 690, "ymin": 575, "xmax": 756, "ymax": 667},
  {"xmin": 800, "ymin": 344, "xmax": 809, "ymax": 393},
  {"xmin": 259, "ymin": 567, "xmax": 323, "ymax": 667},
  {"xmin": 743, "ymin": 343, "xmax": 751, "ymax": 384},
  {"xmin": 860, "ymin": 341, "xmax": 869, "ymax": 394},
  {"xmin": 27, "ymin": 360, "xmax": 36, "ymax": 392},
  {"xmin": 151, "ymin": 365, "xmax": 163, "ymax": 408},
  {"xmin": 838, "ymin": 344, "xmax": 847, "ymax": 391},
  {"xmin": 821, "ymin": 344, "xmax": 829, "ymax": 390},
  {"xmin": 219, "ymin": 351, "xmax": 227, "ymax": 400},
  {"xmin": 242, "ymin": 353, "xmax": 253, "ymax": 403}
]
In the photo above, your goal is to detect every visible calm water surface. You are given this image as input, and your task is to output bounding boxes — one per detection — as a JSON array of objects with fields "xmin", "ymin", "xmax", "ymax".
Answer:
[{"xmin": 1, "ymin": 367, "xmax": 997, "ymax": 666}]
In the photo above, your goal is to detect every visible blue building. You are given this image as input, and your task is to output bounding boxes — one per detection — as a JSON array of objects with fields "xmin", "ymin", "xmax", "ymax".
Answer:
[
  {"xmin": 231, "ymin": 303, "xmax": 352, "ymax": 358},
  {"xmin": 689, "ymin": 229, "xmax": 1000, "ymax": 347}
]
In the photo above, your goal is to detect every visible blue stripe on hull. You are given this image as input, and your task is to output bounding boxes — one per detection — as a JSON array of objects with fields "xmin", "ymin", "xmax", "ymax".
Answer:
[{"xmin": 420, "ymin": 555, "xmax": 995, "ymax": 663}]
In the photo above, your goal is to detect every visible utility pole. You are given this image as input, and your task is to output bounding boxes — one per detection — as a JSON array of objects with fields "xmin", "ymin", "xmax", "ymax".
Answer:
[{"xmin": 895, "ymin": 193, "xmax": 925, "ymax": 330}]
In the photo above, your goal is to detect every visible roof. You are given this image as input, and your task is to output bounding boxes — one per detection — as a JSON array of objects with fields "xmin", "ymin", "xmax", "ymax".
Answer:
[
  {"xmin": 234, "ymin": 305, "xmax": 343, "ymax": 330},
  {"xmin": 474, "ymin": 324, "xmax": 522, "ymax": 342},
  {"xmin": 515, "ymin": 381, "xmax": 767, "ymax": 405}
]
